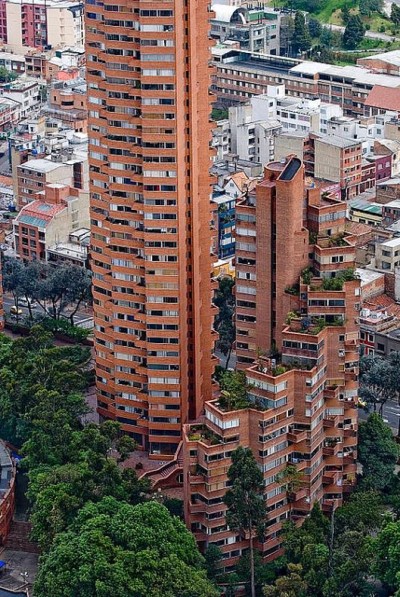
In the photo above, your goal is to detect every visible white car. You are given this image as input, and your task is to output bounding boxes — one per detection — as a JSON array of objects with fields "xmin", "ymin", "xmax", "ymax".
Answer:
[{"xmin": 19, "ymin": 298, "xmax": 37, "ymax": 308}]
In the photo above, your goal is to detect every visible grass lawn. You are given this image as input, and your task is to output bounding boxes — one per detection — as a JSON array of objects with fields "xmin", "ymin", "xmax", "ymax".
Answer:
[{"xmin": 266, "ymin": 0, "xmax": 396, "ymax": 33}]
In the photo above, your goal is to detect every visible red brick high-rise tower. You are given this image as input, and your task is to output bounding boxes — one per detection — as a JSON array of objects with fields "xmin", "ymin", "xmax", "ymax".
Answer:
[
  {"xmin": 183, "ymin": 158, "xmax": 359, "ymax": 566},
  {"xmin": 86, "ymin": 0, "xmax": 216, "ymax": 458}
]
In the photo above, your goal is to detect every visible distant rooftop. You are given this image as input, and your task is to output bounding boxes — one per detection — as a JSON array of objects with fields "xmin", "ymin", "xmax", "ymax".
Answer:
[
  {"xmin": 349, "ymin": 199, "xmax": 382, "ymax": 215},
  {"xmin": 355, "ymin": 268, "xmax": 384, "ymax": 285},
  {"xmin": 20, "ymin": 158, "xmax": 64, "ymax": 173},
  {"xmin": 316, "ymin": 134, "xmax": 360, "ymax": 149}
]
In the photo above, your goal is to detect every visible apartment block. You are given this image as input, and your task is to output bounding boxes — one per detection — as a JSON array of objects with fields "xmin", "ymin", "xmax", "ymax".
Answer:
[
  {"xmin": 314, "ymin": 136, "xmax": 362, "ymax": 200},
  {"xmin": 184, "ymin": 156, "xmax": 359, "ymax": 567},
  {"xmin": 0, "ymin": 77, "xmax": 41, "ymax": 119},
  {"xmin": 210, "ymin": 5, "xmax": 281, "ymax": 55},
  {"xmin": 212, "ymin": 48, "xmax": 400, "ymax": 118},
  {"xmin": 0, "ymin": 0, "xmax": 84, "ymax": 52},
  {"xmin": 16, "ymin": 148, "xmax": 88, "ymax": 209},
  {"xmin": 13, "ymin": 182, "xmax": 89, "ymax": 261},
  {"xmin": 45, "ymin": 78, "xmax": 87, "ymax": 133},
  {"xmin": 87, "ymin": 0, "xmax": 216, "ymax": 458}
]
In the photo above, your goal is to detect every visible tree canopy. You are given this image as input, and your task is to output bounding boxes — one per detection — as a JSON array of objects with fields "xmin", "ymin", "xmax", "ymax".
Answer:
[
  {"xmin": 343, "ymin": 15, "xmax": 365, "ymax": 49},
  {"xmin": 34, "ymin": 498, "xmax": 219, "ymax": 597},
  {"xmin": 359, "ymin": 352, "xmax": 400, "ymax": 416},
  {"xmin": 214, "ymin": 276, "xmax": 235, "ymax": 368},
  {"xmin": 358, "ymin": 413, "xmax": 399, "ymax": 491},
  {"xmin": 224, "ymin": 446, "xmax": 266, "ymax": 597},
  {"xmin": 292, "ymin": 12, "xmax": 312, "ymax": 54},
  {"xmin": 2, "ymin": 257, "xmax": 91, "ymax": 324}
]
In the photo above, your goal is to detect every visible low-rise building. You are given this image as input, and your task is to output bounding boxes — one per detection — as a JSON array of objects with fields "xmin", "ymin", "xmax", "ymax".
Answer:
[
  {"xmin": 16, "ymin": 144, "xmax": 88, "ymax": 209},
  {"xmin": 211, "ymin": 5, "xmax": 281, "ymax": 55},
  {"xmin": 348, "ymin": 199, "xmax": 382, "ymax": 227},
  {"xmin": 212, "ymin": 48, "xmax": 400, "ymax": 117},
  {"xmin": 0, "ymin": 77, "xmax": 41, "ymax": 119},
  {"xmin": 13, "ymin": 182, "xmax": 89, "ymax": 261},
  {"xmin": 0, "ymin": 0, "xmax": 84, "ymax": 53},
  {"xmin": 374, "ymin": 236, "xmax": 400, "ymax": 271},
  {"xmin": 0, "ymin": 50, "xmax": 24, "ymax": 74}
]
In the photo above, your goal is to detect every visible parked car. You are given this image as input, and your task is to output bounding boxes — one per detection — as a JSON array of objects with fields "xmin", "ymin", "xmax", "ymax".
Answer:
[{"xmin": 10, "ymin": 306, "xmax": 23, "ymax": 316}]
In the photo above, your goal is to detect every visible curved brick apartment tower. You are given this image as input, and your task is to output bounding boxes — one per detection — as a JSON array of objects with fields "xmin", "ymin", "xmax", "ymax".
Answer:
[{"xmin": 86, "ymin": 0, "xmax": 216, "ymax": 458}]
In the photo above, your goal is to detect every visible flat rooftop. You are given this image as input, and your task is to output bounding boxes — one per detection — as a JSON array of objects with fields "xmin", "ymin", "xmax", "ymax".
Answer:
[{"xmin": 355, "ymin": 268, "xmax": 384, "ymax": 285}]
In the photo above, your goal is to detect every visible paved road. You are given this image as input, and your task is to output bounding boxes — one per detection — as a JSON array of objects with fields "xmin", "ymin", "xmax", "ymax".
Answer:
[
  {"xmin": 3, "ymin": 294, "xmax": 93, "ymax": 326},
  {"xmin": 329, "ymin": 23, "xmax": 400, "ymax": 42},
  {"xmin": 358, "ymin": 398, "xmax": 400, "ymax": 434}
]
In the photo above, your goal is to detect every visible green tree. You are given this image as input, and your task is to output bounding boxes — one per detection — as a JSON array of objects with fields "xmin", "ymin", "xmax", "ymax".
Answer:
[
  {"xmin": 341, "ymin": 5, "xmax": 350, "ymax": 24},
  {"xmin": 308, "ymin": 18, "xmax": 322, "ymax": 37},
  {"xmin": 359, "ymin": 353, "xmax": 400, "ymax": 417},
  {"xmin": 0, "ymin": 327, "xmax": 90, "ymax": 445},
  {"xmin": 219, "ymin": 370, "xmax": 249, "ymax": 410},
  {"xmin": 224, "ymin": 447, "xmax": 266, "ymax": 597},
  {"xmin": 0, "ymin": 66, "xmax": 18, "ymax": 82},
  {"xmin": 26, "ymin": 420, "xmax": 146, "ymax": 550},
  {"xmin": 2, "ymin": 257, "xmax": 26, "ymax": 323},
  {"xmin": 373, "ymin": 521, "xmax": 400, "ymax": 593},
  {"xmin": 320, "ymin": 27, "xmax": 333, "ymax": 47},
  {"xmin": 391, "ymin": 2, "xmax": 400, "ymax": 24},
  {"xmin": 292, "ymin": 12, "xmax": 312, "ymax": 54},
  {"xmin": 281, "ymin": 500, "xmax": 376, "ymax": 597},
  {"xmin": 34, "ymin": 498, "xmax": 219, "ymax": 597},
  {"xmin": 359, "ymin": 0, "xmax": 383, "ymax": 15},
  {"xmin": 204, "ymin": 544, "xmax": 223, "ymax": 581},
  {"xmin": 34, "ymin": 263, "xmax": 91, "ymax": 321},
  {"xmin": 343, "ymin": 15, "xmax": 365, "ymax": 49},
  {"xmin": 358, "ymin": 413, "xmax": 399, "ymax": 491},
  {"xmin": 214, "ymin": 276, "xmax": 235, "ymax": 368},
  {"xmin": 276, "ymin": 464, "xmax": 304, "ymax": 520},
  {"xmin": 263, "ymin": 563, "xmax": 308, "ymax": 597}
]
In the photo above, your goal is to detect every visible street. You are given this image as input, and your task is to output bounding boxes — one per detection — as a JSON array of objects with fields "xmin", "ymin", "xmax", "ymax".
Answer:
[
  {"xmin": 329, "ymin": 23, "xmax": 400, "ymax": 42},
  {"xmin": 358, "ymin": 399, "xmax": 400, "ymax": 434},
  {"xmin": 2, "ymin": 294, "xmax": 93, "ymax": 327}
]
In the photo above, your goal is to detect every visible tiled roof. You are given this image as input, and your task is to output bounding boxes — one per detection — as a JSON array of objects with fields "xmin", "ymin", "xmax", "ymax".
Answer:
[
  {"xmin": 366, "ymin": 293, "xmax": 400, "ymax": 319},
  {"xmin": 15, "ymin": 200, "xmax": 65, "ymax": 228},
  {"xmin": 345, "ymin": 221, "xmax": 374, "ymax": 236},
  {"xmin": 365, "ymin": 85, "xmax": 400, "ymax": 112}
]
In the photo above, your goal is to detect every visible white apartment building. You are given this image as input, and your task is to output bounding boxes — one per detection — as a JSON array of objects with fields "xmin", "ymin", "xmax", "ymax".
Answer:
[
  {"xmin": 228, "ymin": 85, "xmax": 342, "ymax": 164},
  {"xmin": 0, "ymin": 77, "xmax": 41, "ymax": 118}
]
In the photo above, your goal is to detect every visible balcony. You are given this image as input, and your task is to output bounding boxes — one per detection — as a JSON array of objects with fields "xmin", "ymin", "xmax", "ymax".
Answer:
[
  {"xmin": 323, "ymin": 440, "xmax": 342, "ymax": 456},
  {"xmin": 288, "ymin": 456, "xmax": 308, "ymax": 471},
  {"xmin": 343, "ymin": 426, "xmax": 356, "ymax": 438},
  {"xmin": 322, "ymin": 498, "xmax": 341, "ymax": 512},
  {"xmin": 287, "ymin": 427, "xmax": 308, "ymax": 443},
  {"xmin": 322, "ymin": 470, "xmax": 340, "ymax": 485},
  {"xmin": 323, "ymin": 415, "xmax": 339, "ymax": 428}
]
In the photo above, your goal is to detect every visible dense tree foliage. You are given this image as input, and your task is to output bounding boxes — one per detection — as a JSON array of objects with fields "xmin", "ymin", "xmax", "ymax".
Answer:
[
  {"xmin": 359, "ymin": 352, "xmax": 400, "ymax": 416},
  {"xmin": 0, "ymin": 328, "xmax": 216, "ymax": 597},
  {"xmin": 292, "ymin": 12, "xmax": 312, "ymax": 54},
  {"xmin": 214, "ymin": 276, "xmax": 235, "ymax": 368},
  {"xmin": 391, "ymin": 2, "xmax": 400, "ymax": 24},
  {"xmin": 358, "ymin": 413, "xmax": 399, "ymax": 491},
  {"xmin": 308, "ymin": 18, "xmax": 322, "ymax": 37},
  {"xmin": 343, "ymin": 15, "xmax": 365, "ymax": 49},
  {"xmin": 0, "ymin": 327, "xmax": 90, "ymax": 445},
  {"xmin": 2, "ymin": 257, "xmax": 91, "ymax": 324},
  {"xmin": 34, "ymin": 498, "xmax": 219, "ymax": 597},
  {"xmin": 263, "ymin": 496, "xmax": 382, "ymax": 597},
  {"xmin": 224, "ymin": 447, "xmax": 266, "ymax": 597}
]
